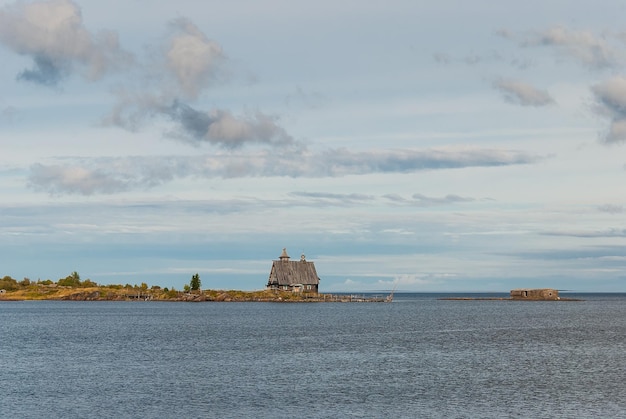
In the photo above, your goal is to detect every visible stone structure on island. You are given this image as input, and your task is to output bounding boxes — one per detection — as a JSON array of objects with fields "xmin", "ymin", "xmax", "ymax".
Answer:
[
  {"xmin": 266, "ymin": 248, "xmax": 320, "ymax": 293},
  {"xmin": 510, "ymin": 288, "xmax": 559, "ymax": 300}
]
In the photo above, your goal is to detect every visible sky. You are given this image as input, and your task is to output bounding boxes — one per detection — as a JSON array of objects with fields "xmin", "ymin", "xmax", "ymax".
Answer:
[{"xmin": 1, "ymin": 0, "xmax": 626, "ymax": 292}]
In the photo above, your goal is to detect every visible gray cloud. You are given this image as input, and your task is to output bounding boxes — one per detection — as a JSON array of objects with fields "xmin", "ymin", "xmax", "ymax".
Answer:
[
  {"xmin": 0, "ymin": 0, "xmax": 131, "ymax": 85},
  {"xmin": 28, "ymin": 147, "xmax": 541, "ymax": 195},
  {"xmin": 105, "ymin": 95, "xmax": 294, "ymax": 149},
  {"xmin": 412, "ymin": 193, "xmax": 474, "ymax": 205},
  {"xmin": 493, "ymin": 79, "xmax": 554, "ymax": 106},
  {"xmin": 542, "ymin": 228, "xmax": 626, "ymax": 238},
  {"xmin": 598, "ymin": 204, "xmax": 624, "ymax": 214},
  {"xmin": 316, "ymin": 148, "xmax": 538, "ymax": 176},
  {"xmin": 522, "ymin": 26, "xmax": 618, "ymax": 69},
  {"xmin": 18, "ymin": 54, "xmax": 66, "ymax": 85},
  {"xmin": 591, "ymin": 76, "xmax": 626, "ymax": 144},
  {"xmin": 165, "ymin": 101, "xmax": 294, "ymax": 148},
  {"xmin": 289, "ymin": 192, "xmax": 375, "ymax": 206},
  {"xmin": 383, "ymin": 193, "xmax": 475, "ymax": 206},
  {"xmin": 511, "ymin": 245, "xmax": 626, "ymax": 262}
]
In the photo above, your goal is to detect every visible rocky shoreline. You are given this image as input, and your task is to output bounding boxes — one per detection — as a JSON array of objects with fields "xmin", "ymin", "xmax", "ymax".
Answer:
[{"xmin": 1, "ymin": 288, "xmax": 391, "ymax": 303}]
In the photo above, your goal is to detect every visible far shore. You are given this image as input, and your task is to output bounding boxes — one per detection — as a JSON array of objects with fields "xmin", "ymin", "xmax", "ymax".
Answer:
[{"xmin": 0, "ymin": 286, "xmax": 391, "ymax": 303}]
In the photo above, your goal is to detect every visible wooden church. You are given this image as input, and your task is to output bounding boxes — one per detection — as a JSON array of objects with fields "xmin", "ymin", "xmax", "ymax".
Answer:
[{"xmin": 266, "ymin": 248, "xmax": 320, "ymax": 293}]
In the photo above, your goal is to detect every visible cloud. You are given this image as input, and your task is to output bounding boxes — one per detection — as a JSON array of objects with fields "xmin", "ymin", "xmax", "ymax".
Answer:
[
  {"xmin": 493, "ymin": 79, "xmax": 554, "ymax": 106},
  {"xmin": 28, "ymin": 156, "xmax": 191, "ymax": 195},
  {"xmin": 101, "ymin": 18, "xmax": 291, "ymax": 149},
  {"xmin": 289, "ymin": 192, "xmax": 375, "ymax": 206},
  {"xmin": 105, "ymin": 95, "xmax": 294, "ymax": 149},
  {"xmin": 166, "ymin": 18, "xmax": 226, "ymax": 100},
  {"xmin": 383, "ymin": 193, "xmax": 475, "ymax": 207},
  {"xmin": 512, "ymin": 245, "xmax": 626, "ymax": 262},
  {"xmin": 388, "ymin": 274, "xmax": 439, "ymax": 286},
  {"xmin": 0, "ymin": 0, "xmax": 131, "ymax": 85},
  {"xmin": 413, "ymin": 193, "xmax": 474, "ymax": 204},
  {"xmin": 316, "ymin": 147, "xmax": 538, "ymax": 175},
  {"xmin": 432, "ymin": 51, "xmax": 504, "ymax": 67},
  {"xmin": 165, "ymin": 102, "xmax": 294, "ymax": 148},
  {"xmin": 27, "ymin": 147, "xmax": 541, "ymax": 195},
  {"xmin": 591, "ymin": 76, "xmax": 626, "ymax": 144},
  {"xmin": 598, "ymin": 204, "xmax": 624, "ymax": 214},
  {"xmin": 432, "ymin": 52, "xmax": 451, "ymax": 64},
  {"xmin": 522, "ymin": 26, "xmax": 618, "ymax": 69},
  {"xmin": 542, "ymin": 228, "xmax": 626, "ymax": 238},
  {"xmin": 28, "ymin": 163, "xmax": 131, "ymax": 195}
]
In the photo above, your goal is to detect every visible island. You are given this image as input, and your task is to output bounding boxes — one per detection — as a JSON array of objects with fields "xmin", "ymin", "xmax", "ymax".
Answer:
[
  {"xmin": 439, "ymin": 288, "xmax": 583, "ymax": 301},
  {"xmin": 0, "ymin": 272, "xmax": 390, "ymax": 302}
]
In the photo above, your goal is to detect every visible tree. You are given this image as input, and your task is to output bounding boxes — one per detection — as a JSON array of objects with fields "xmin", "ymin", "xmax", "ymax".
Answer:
[
  {"xmin": 190, "ymin": 273, "xmax": 201, "ymax": 291},
  {"xmin": 0, "ymin": 275, "xmax": 18, "ymax": 291},
  {"xmin": 57, "ymin": 271, "xmax": 81, "ymax": 287},
  {"xmin": 82, "ymin": 278, "xmax": 98, "ymax": 288}
]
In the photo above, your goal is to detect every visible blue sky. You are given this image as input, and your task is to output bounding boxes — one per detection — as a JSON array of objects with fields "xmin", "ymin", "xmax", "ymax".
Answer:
[{"xmin": 1, "ymin": 0, "xmax": 626, "ymax": 292}]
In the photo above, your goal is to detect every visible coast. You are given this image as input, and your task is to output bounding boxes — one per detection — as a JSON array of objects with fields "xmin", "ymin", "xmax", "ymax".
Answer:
[{"xmin": 0, "ymin": 286, "xmax": 390, "ymax": 303}]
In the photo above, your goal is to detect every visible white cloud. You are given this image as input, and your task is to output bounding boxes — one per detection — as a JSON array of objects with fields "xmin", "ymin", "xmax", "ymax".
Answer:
[
  {"xmin": 493, "ymin": 79, "xmax": 554, "ymax": 106},
  {"xmin": 523, "ymin": 26, "xmax": 618, "ymax": 69},
  {"xmin": 0, "ymin": 0, "xmax": 131, "ymax": 85},
  {"xmin": 592, "ymin": 76, "xmax": 626, "ymax": 144},
  {"xmin": 26, "ymin": 147, "xmax": 541, "ymax": 195},
  {"xmin": 166, "ymin": 18, "xmax": 226, "ymax": 100}
]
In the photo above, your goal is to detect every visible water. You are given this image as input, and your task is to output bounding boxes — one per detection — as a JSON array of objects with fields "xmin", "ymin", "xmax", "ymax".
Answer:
[{"xmin": 1, "ymin": 293, "xmax": 625, "ymax": 418}]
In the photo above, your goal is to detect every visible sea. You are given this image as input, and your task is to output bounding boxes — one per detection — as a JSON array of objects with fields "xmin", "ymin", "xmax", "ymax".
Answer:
[{"xmin": 1, "ymin": 293, "xmax": 624, "ymax": 419}]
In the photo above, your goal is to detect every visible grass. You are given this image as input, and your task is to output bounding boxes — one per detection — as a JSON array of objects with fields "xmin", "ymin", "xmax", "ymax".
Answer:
[{"xmin": 0, "ymin": 285, "xmax": 326, "ymax": 302}]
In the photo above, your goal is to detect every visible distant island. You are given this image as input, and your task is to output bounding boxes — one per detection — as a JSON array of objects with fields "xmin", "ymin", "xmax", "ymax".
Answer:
[{"xmin": 439, "ymin": 288, "xmax": 583, "ymax": 301}]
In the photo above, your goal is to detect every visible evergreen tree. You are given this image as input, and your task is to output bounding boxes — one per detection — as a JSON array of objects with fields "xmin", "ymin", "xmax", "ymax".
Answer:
[{"xmin": 190, "ymin": 273, "xmax": 201, "ymax": 291}]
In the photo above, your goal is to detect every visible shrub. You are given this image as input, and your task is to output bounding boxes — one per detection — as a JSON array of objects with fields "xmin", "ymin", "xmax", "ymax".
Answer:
[
  {"xmin": 57, "ymin": 272, "xmax": 81, "ymax": 287},
  {"xmin": 0, "ymin": 276, "xmax": 18, "ymax": 291}
]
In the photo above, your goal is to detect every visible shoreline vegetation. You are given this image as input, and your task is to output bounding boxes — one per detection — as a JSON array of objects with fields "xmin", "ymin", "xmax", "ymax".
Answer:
[
  {"xmin": 0, "ymin": 286, "xmax": 372, "ymax": 302},
  {"xmin": 0, "ymin": 272, "xmax": 389, "ymax": 302}
]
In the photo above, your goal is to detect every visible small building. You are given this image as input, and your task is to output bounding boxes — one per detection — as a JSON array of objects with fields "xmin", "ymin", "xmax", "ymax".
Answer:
[
  {"xmin": 267, "ymin": 248, "xmax": 320, "ymax": 293},
  {"xmin": 510, "ymin": 288, "xmax": 559, "ymax": 300}
]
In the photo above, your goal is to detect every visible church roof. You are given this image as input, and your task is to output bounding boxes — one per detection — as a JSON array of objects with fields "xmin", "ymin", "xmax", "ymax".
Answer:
[{"xmin": 269, "ymin": 248, "xmax": 320, "ymax": 286}]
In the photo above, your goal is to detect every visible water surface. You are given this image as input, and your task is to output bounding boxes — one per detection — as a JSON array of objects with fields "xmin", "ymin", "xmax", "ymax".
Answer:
[{"xmin": 1, "ymin": 293, "xmax": 624, "ymax": 418}]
